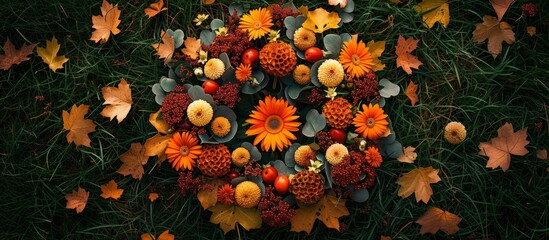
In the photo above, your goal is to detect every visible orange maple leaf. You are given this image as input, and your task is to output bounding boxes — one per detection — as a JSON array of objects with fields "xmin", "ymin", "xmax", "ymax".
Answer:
[
  {"xmin": 152, "ymin": 30, "xmax": 175, "ymax": 64},
  {"xmin": 117, "ymin": 142, "xmax": 149, "ymax": 180},
  {"xmin": 65, "ymin": 187, "xmax": 89, "ymax": 213},
  {"xmin": 537, "ymin": 149, "xmax": 548, "ymax": 160},
  {"xmin": 144, "ymin": 0, "xmax": 167, "ymax": 19},
  {"xmin": 406, "ymin": 80, "xmax": 419, "ymax": 106},
  {"xmin": 181, "ymin": 37, "xmax": 201, "ymax": 60},
  {"xmin": 397, "ymin": 146, "xmax": 418, "ymax": 163},
  {"xmin": 100, "ymin": 78, "xmax": 132, "ymax": 123},
  {"xmin": 0, "ymin": 38, "xmax": 37, "ymax": 70},
  {"xmin": 63, "ymin": 104, "xmax": 96, "ymax": 147},
  {"xmin": 149, "ymin": 109, "xmax": 170, "ymax": 134},
  {"xmin": 100, "ymin": 179, "xmax": 124, "ymax": 200},
  {"xmin": 37, "ymin": 36, "xmax": 69, "ymax": 72},
  {"xmin": 141, "ymin": 230, "xmax": 174, "ymax": 240},
  {"xmin": 396, "ymin": 167, "xmax": 441, "ymax": 203},
  {"xmin": 290, "ymin": 194, "xmax": 349, "ymax": 234},
  {"xmin": 479, "ymin": 123, "xmax": 529, "ymax": 172},
  {"xmin": 90, "ymin": 0, "xmax": 121, "ymax": 44},
  {"xmin": 490, "ymin": 0, "xmax": 515, "ymax": 21},
  {"xmin": 149, "ymin": 192, "xmax": 159, "ymax": 202},
  {"xmin": 416, "ymin": 207, "xmax": 461, "ymax": 235},
  {"xmin": 202, "ymin": 0, "xmax": 215, "ymax": 5},
  {"xmin": 209, "ymin": 204, "xmax": 262, "ymax": 234},
  {"xmin": 395, "ymin": 36, "xmax": 422, "ymax": 74},
  {"xmin": 472, "ymin": 15, "xmax": 515, "ymax": 59}
]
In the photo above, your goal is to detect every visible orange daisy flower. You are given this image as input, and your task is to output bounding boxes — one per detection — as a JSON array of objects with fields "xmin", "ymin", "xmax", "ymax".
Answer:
[
  {"xmin": 245, "ymin": 96, "xmax": 301, "ymax": 151},
  {"xmin": 239, "ymin": 8, "xmax": 274, "ymax": 40},
  {"xmin": 165, "ymin": 132, "xmax": 202, "ymax": 171},
  {"xmin": 338, "ymin": 38, "xmax": 374, "ymax": 79},
  {"xmin": 353, "ymin": 103, "xmax": 388, "ymax": 140},
  {"xmin": 236, "ymin": 63, "xmax": 253, "ymax": 82},
  {"xmin": 365, "ymin": 146, "xmax": 382, "ymax": 168}
]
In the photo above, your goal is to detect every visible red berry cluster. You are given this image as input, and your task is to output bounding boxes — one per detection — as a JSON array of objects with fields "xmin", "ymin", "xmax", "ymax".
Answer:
[
  {"xmin": 212, "ymin": 83, "xmax": 241, "ymax": 109},
  {"xmin": 268, "ymin": 3, "xmax": 299, "ymax": 29},
  {"xmin": 331, "ymin": 151, "xmax": 377, "ymax": 196},
  {"xmin": 257, "ymin": 186, "xmax": 296, "ymax": 227},
  {"xmin": 351, "ymin": 73, "xmax": 379, "ymax": 105},
  {"xmin": 177, "ymin": 172, "xmax": 202, "ymax": 195},
  {"xmin": 244, "ymin": 160, "xmax": 263, "ymax": 178},
  {"xmin": 315, "ymin": 130, "xmax": 335, "ymax": 152},
  {"xmin": 521, "ymin": 3, "xmax": 538, "ymax": 17},
  {"xmin": 161, "ymin": 85, "xmax": 192, "ymax": 125},
  {"xmin": 307, "ymin": 87, "xmax": 327, "ymax": 107}
]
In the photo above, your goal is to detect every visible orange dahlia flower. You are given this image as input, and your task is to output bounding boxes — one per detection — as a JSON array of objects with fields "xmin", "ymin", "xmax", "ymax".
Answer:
[
  {"xmin": 165, "ymin": 132, "xmax": 202, "ymax": 171},
  {"xmin": 236, "ymin": 63, "xmax": 253, "ymax": 82},
  {"xmin": 365, "ymin": 146, "xmax": 382, "ymax": 168},
  {"xmin": 238, "ymin": 8, "xmax": 274, "ymax": 40},
  {"xmin": 353, "ymin": 103, "xmax": 388, "ymax": 140},
  {"xmin": 338, "ymin": 38, "xmax": 374, "ymax": 79},
  {"xmin": 245, "ymin": 96, "xmax": 301, "ymax": 151}
]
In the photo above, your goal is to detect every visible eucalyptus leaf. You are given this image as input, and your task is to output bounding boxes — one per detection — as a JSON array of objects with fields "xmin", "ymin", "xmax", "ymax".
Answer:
[
  {"xmin": 284, "ymin": 16, "xmax": 297, "ymax": 39},
  {"xmin": 199, "ymin": 30, "xmax": 215, "ymax": 46},
  {"xmin": 166, "ymin": 29, "xmax": 184, "ymax": 48},
  {"xmin": 152, "ymin": 83, "xmax": 165, "ymax": 95},
  {"xmin": 302, "ymin": 123, "xmax": 316, "ymax": 137},
  {"xmin": 339, "ymin": 12, "xmax": 354, "ymax": 23},
  {"xmin": 241, "ymin": 142, "xmax": 261, "ymax": 162},
  {"xmin": 210, "ymin": 19, "xmax": 224, "ymax": 30},
  {"xmin": 228, "ymin": 3, "xmax": 244, "ymax": 16},
  {"xmin": 384, "ymin": 141, "xmax": 404, "ymax": 159},
  {"xmin": 310, "ymin": 59, "xmax": 326, "ymax": 87},
  {"xmin": 284, "ymin": 143, "xmax": 300, "ymax": 168},
  {"xmin": 305, "ymin": 109, "xmax": 326, "ymax": 132},
  {"xmin": 379, "ymin": 78, "xmax": 400, "ymax": 98},
  {"xmin": 219, "ymin": 53, "xmax": 232, "ymax": 69},
  {"xmin": 343, "ymin": 0, "xmax": 355, "ymax": 13},
  {"xmin": 155, "ymin": 95, "xmax": 165, "ymax": 105},
  {"xmin": 340, "ymin": 33, "xmax": 352, "ymax": 42},
  {"xmin": 160, "ymin": 77, "xmax": 176, "ymax": 92},
  {"xmin": 231, "ymin": 177, "xmax": 247, "ymax": 187},
  {"xmin": 350, "ymin": 188, "xmax": 369, "ymax": 202},
  {"xmin": 168, "ymin": 68, "xmax": 176, "ymax": 79},
  {"xmin": 323, "ymin": 34, "xmax": 342, "ymax": 59}
]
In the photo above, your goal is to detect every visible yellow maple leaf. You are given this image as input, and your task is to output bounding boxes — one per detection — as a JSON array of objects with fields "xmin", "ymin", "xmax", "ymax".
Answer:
[
  {"xmin": 100, "ymin": 79, "xmax": 132, "ymax": 123},
  {"xmin": 90, "ymin": 0, "xmax": 121, "ymax": 43},
  {"xmin": 479, "ymin": 123, "xmax": 528, "ymax": 172},
  {"xmin": 302, "ymin": 8, "xmax": 341, "ymax": 34},
  {"xmin": 144, "ymin": 0, "xmax": 167, "ymax": 19},
  {"xmin": 396, "ymin": 167, "xmax": 441, "ymax": 203},
  {"xmin": 290, "ymin": 194, "xmax": 349, "ymax": 234},
  {"xmin": 416, "ymin": 207, "xmax": 461, "ymax": 235},
  {"xmin": 209, "ymin": 204, "xmax": 262, "ymax": 234},
  {"xmin": 63, "ymin": 104, "xmax": 96, "ymax": 147},
  {"xmin": 414, "ymin": 0, "xmax": 450, "ymax": 29},
  {"xmin": 144, "ymin": 133, "xmax": 170, "ymax": 163},
  {"xmin": 117, "ymin": 142, "xmax": 149, "ymax": 180},
  {"xmin": 100, "ymin": 179, "xmax": 124, "ymax": 200},
  {"xmin": 181, "ymin": 37, "xmax": 201, "ymax": 60},
  {"xmin": 405, "ymin": 80, "xmax": 419, "ymax": 106},
  {"xmin": 152, "ymin": 30, "xmax": 175, "ymax": 64},
  {"xmin": 472, "ymin": 15, "xmax": 515, "ymax": 59},
  {"xmin": 37, "ymin": 36, "xmax": 68, "ymax": 72},
  {"xmin": 149, "ymin": 109, "xmax": 170, "ymax": 134},
  {"xmin": 141, "ymin": 230, "xmax": 174, "ymax": 240},
  {"xmin": 197, "ymin": 179, "xmax": 224, "ymax": 209},
  {"xmin": 65, "ymin": 187, "xmax": 89, "ymax": 213},
  {"xmin": 366, "ymin": 40, "xmax": 386, "ymax": 71},
  {"xmin": 397, "ymin": 146, "xmax": 418, "ymax": 163}
]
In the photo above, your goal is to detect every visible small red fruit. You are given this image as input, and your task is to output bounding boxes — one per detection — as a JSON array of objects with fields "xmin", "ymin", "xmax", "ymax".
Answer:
[
  {"xmin": 241, "ymin": 48, "xmax": 259, "ymax": 65},
  {"xmin": 261, "ymin": 166, "xmax": 278, "ymax": 185},
  {"xmin": 202, "ymin": 80, "xmax": 219, "ymax": 94},
  {"xmin": 329, "ymin": 128, "xmax": 346, "ymax": 143},
  {"xmin": 305, "ymin": 47, "xmax": 323, "ymax": 62},
  {"xmin": 274, "ymin": 175, "xmax": 290, "ymax": 194},
  {"xmin": 227, "ymin": 170, "xmax": 240, "ymax": 181}
]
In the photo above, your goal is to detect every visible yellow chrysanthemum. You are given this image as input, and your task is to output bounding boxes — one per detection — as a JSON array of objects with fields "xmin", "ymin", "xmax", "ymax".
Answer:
[
  {"xmin": 325, "ymin": 143, "xmax": 349, "ymax": 165},
  {"xmin": 293, "ymin": 64, "xmax": 311, "ymax": 85},
  {"xmin": 239, "ymin": 8, "xmax": 274, "ymax": 40},
  {"xmin": 293, "ymin": 27, "xmax": 316, "ymax": 51},
  {"xmin": 339, "ymin": 38, "xmax": 374, "ymax": 79},
  {"xmin": 231, "ymin": 147, "xmax": 251, "ymax": 167},
  {"xmin": 204, "ymin": 58, "xmax": 225, "ymax": 80},
  {"xmin": 187, "ymin": 99, "xmax": 214, "ymax": 127},
  {"xmin": 444, "ymin": 121, "xmax": 466, "ymax": 144},
  {"xmin": 235, "ymin": 181, "xmax": 262, "ymax": 208},
  {"xmin": 317, "ymin": 59, "xmax": 344, "ymax": 87},
  {"xmin": 211, "ymin": 116, "xmax": 231, "ymax": 137}
]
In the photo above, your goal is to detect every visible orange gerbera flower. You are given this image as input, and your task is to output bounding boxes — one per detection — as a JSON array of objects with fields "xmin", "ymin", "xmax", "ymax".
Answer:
[
  {"xmin": 353, "ymin": 103, "xmax": 388, "ymax": 140},
  {"xmin": 238, "ymin": 8, "xmax": 274, "ymax": 40},
  {"xmin": 165, "ymin": 132, "xmax": 202, "ymax": 171},
  {"xmin": 245, "ymin": 96, "xmax": 301, "ymax": 151},
  {"xmin": 338, "ymin": 38, "xmax": 374, "ymax": 79},
  {"xmin": 365, "ymin": 146, "xmax": 382, "ymax": 168},
  {"xmin": 236, "ymin": 63, "xmax": 252, "ymax": 82}
]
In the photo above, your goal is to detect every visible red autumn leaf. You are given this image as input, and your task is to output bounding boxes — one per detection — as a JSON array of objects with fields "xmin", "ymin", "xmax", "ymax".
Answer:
[
  {"xmin": 100, "ymin": 78, "xmax": 132, "ymax": 123},
  {"xmin": 490, "ymin": 0, "xmax": 515, "ymax": 21},
  {"xmin": 0, "ymin": 38, "xmax": 37, "ymax": 70},
  {"xmin": 151, "ymin": 30, "xmax": 175, "ymax": 64},
  {"xmin": 406, "ymin": 80, "xmax": 419, "ymax": 106},
  {"xmin": 90, "ymin": 0, "xmax": 121, "ymax": 44},
  {"xmin": 144, "ymin": 0, "xmax": 167, "ymax": 19},
  {"xmin": 65, "ymin": 187, "xmax": 90, "ymax": 213},
  {"xmin": 117, "ymin": 142, "xmax": 149, "ymax": 180},
  {"xmin": 62, "ymin": 104, "xmax": 96, "ymax": 147},
  {"xmin": 100, "ymin": 180, "xmax": 124, "ymax": 200},
  {"xmin": 395, "ymin": 36, "xmax": 422, "ymax": 74},
  {"xmin": 479, "ymin": 123, "xmax": 529, "ymax": 172},
  {"xmin": 396, "ymin": 167, "xmax": 441, "ymax": 203},
  {"xmin": 416, "ymin": 207, "xmax": 462, "ymax": 235}
]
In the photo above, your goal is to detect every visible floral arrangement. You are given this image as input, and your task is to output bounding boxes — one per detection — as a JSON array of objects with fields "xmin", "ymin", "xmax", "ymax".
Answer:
[{"xmin": 149, "ymin": 0, "xmax": 404, "ymax": 234}]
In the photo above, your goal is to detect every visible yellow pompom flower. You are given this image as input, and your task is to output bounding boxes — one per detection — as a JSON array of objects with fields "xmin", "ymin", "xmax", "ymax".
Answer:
[
  {"xmin": 317, "ymin": 59, "xmax": 344, "ymax": 87},
  {"xmin": 187, "ymin": 99, "xmax": 213, "ymax": 127},
  {"xmin": 204, "ymin": 58, "xmax": 225, "ymax": 80},
  {"xmin": 235, "ymin": 181, "xmax": 262, "ymax": 208}
]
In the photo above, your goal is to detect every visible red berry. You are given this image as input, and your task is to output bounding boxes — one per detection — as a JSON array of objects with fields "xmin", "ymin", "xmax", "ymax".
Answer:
[
  {"xmin": 274, "ymin": 175, "xmax": 290, "ymax": 194},
  {"xmin": 305, "ymin": 47, "xmax": 323, "ymax": 62},
  {"xmin": 202, "ymin": 80, "xmax": 219, "ymax": 94},
  {"xmin": 261, "ymin": 166, "xmax": 278, "ymax": 185},
  {"xmin": 227, "ymin": 170, "xmax": 240, "ymax": 181},
  {"xmin": 329, "ymin": 128, "xmax": 346, "ymax": 143},
  {"xmin": 241, "ymin": 48, "xmax": 259, "ymax": 66}
]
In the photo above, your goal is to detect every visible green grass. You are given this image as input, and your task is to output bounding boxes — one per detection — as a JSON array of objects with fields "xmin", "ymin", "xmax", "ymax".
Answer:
[{"xmin": 1, "ymin": 0, "xmax": 548, "ymax": 239}]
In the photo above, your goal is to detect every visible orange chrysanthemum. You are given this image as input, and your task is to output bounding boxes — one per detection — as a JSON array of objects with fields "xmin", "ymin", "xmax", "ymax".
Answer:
[
  {"xmin": 165, "ymin": 132, "xmax": 202, "ymax": 171},
  {"xmin": 365, "ymin": 146, "xmax": 382, "ymax": 168},
  {"xmin": 245, "ymin": 96, "xmax": 301, "ymax": 152},
  {"xmin": 236, "ymin": 63, "xmax": 253, "ymax": 82},
  {"xmin": 353, "ymin": 103, "xmax": 388, "ymax": 140},
  {"xmin": 338, "ymin": 38, "xmax": 374, "ymax": 79},
  {"xmin": 239, "ymin": 8, "xmax": 274, "ymax": 40},
  {"xmin": 217, "ymin": 184, "xmax": 236, "ymax": 205}
]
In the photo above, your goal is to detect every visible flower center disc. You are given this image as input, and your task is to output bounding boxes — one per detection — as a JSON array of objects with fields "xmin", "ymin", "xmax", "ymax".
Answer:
[
  {"xmin": 367, "ymin": 118, "xmax": 376, "ymax": 128},
  {"xmin": 254, "ymin": 22, "xmax": 261, "ymax": 29},
  {"xmin": 180, "ymin": 146, "xmax": 189, "ymax": 156},
  {"xmin": 265, "ymin": 115, "xmax": 284, "ymax": 134},
  {"xmin": 352, "ymin": 54, "xmax": 361, "ymax": 65}
]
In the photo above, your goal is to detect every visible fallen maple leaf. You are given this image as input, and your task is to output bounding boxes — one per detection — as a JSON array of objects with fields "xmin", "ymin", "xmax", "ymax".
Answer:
[
  {"xmin": 100, "ymin": 79, "xmax": 132, "ymax": 123},
  {"xmin": 149, "ymin": 192, "xmax": 159, "ymax": 202},
  {"xmin": 527, "ymin": 26, "xmax": 536, "ymax": 36},
  {"xmin": 37, "ymin": 36, "xmax": 69, "ymax": 72},
  {"xmin": 117, "ymin": 142, "xmax": 149, "ymax": 180},
  {"xmin": 381, "ymin": 236, "xmax": 392, "ymax": 240},
  {"xmin": 396, "ymin": 167, "xmax": 441, "ymax": 203},
  {"xmin": 144, "ymin": 0, "xmax": 167, "ymax": 19},
  {"xmin": 0, "ymin": 38, "xmax": 37, "ymax": 70},
  {"xmin": 490, "ymin": 0, "xmax": 515, "ymax": 21},
  {"xmin": 406, "ymin": 80, "xmax": 419, "ymax": 106},
  {"xmin": 90, "ymin": 0, "xmax": 121, "ymax": 43},
  {"xmin": 479, "ymin": 123, "xmax": 529, "ymax": 172},
  {"xmin": 472, "ymin": 15, "xmax": 515, "ymax": 59},
  {"xmin": 65, "ymin": 187, "xmax": 89, "ymax": 213},
  {"xmin": 397, "ymin": 146, "xmax": 418, "ymax": 163},
  {"xmin": 302, "ymin": 8, "xmax": 341, "ymax": 34},
  {"xmin": 100, "ymin": 180, "xmax": 124, "ymax": 200},
  {"xmin": 416, "ymin": 207, "xmax": 461, "ymax": 235},
  {"xmin": 141, "ymin": 230, "xmax": 174, "ymax": 240},
  {"xmin": 202, "ymin": 0, "xmax": 215, "ymax": 5},
  {"xmin": 181, "ymin": 37, "xmax": 201, "ymax": 60},
  {"xmin": 367, "ymin": 40, "xmax": 386, "ymax": 71},
  {"xmin": 209, "ymin": 204, "xmax": 262, "ymax": 234},
  {"xmin": 328, "ymin": 0, "xmax": 347, "ymax": 8},
  {"xmin": 149, "ymin": 109, "xmax": 170, "ymax": 134},
  {"xmin": 395, "ymin": 36, "xmax": 422, "ymax": 75},
  {"xmin": 414, "ymin": 0, "xmax": 450, "ymax": 28},
  {"xmin": 144, "ymin": 133, "xmax": 171, "ymax": 163},
  {"xmin": 197, "ymin": 179, "xmax": 224, "ymax": 209},
  {"xmin": 63, "ymin": 104, "xmax": 96, "ymax": 147},
  {"xmin": 152, "ymin": 30, "xmax": 175, "ymax": 64},
  {"xmin": 290, "ymin": 194, "xmax": 349, "ymax": 234},
  {"xmin": 537, "ymin": 149, "xmax": 547, "ymax": 160}
]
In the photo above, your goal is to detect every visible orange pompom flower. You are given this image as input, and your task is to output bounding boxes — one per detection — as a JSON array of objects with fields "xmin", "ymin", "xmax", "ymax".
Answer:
[
  {"xmin": 165, "ymin": 132, "xmax": 202, "ymax": 171},
  {"xmin": 236, "ymin": 63, "xmax": 253, "ymax": 82},
  {"xmin": 217, "ymin": 184, "xmax": 236, "ymax": 205},
  {"xmin": 365, "ymin": 146, "xmax": 382, "ymax": 168},
  {"xmin": 239, "ymin": 8, "xmax": 274, "ymax": 40},
  {"xmin": 338, "ymin": 38, "xmax": 374, "ymax": 79},
  {"xmin": 353, "ymin": 103, "xmax": 388, "ymax": 140},
  {"xmin": 245, "ymin": 96, "xmax": 301, "ymax": 152}
]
